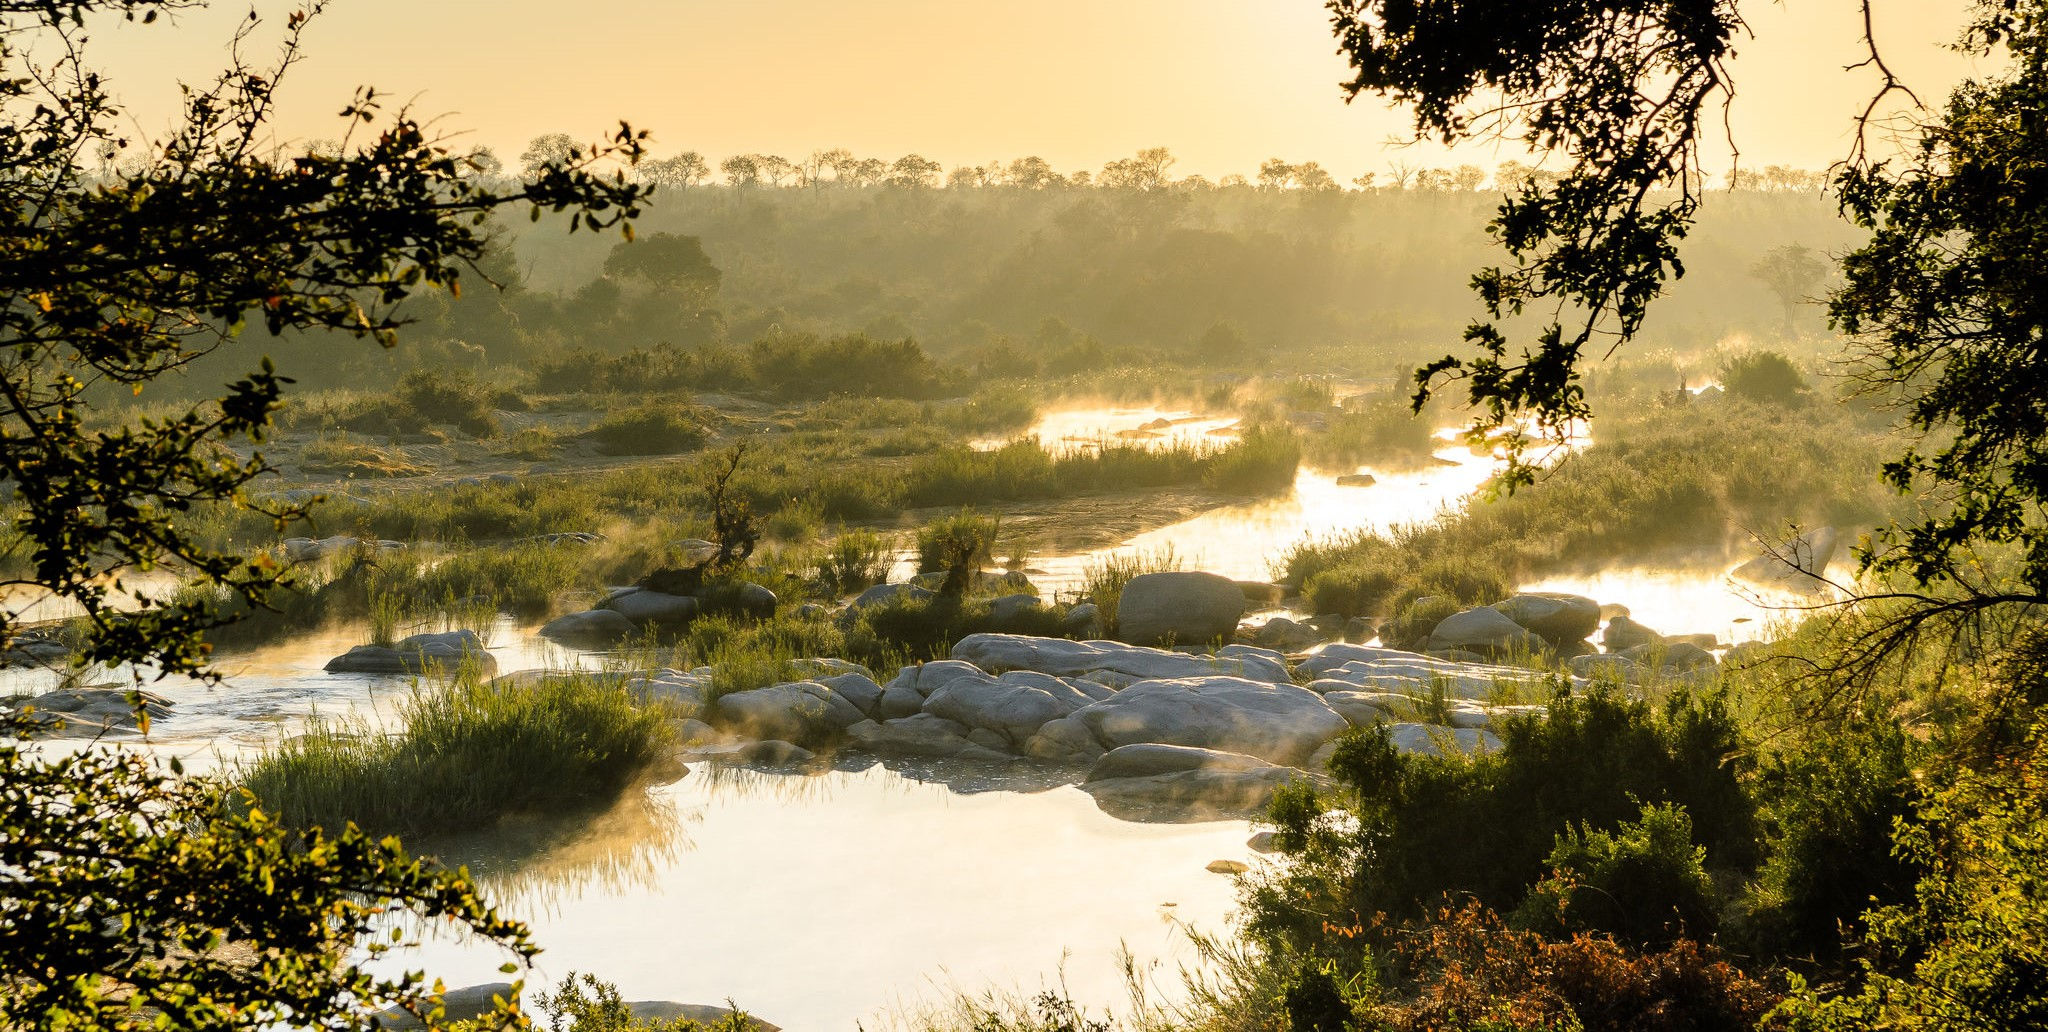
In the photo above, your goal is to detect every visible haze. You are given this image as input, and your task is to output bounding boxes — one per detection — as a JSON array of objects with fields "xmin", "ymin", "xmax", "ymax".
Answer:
[{"xmin": 89, "ymin": 0, "xmax": 1984, "ymax": 176}]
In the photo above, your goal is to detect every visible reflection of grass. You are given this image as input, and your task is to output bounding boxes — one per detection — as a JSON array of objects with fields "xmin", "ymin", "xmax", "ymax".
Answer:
[
  {"xmin": 458, "ymin": 789, "xmax": 693, "ymax": 908},
  {"xmin": 239, "ymin": 670, "xmax": 671, "ymax": 841}
]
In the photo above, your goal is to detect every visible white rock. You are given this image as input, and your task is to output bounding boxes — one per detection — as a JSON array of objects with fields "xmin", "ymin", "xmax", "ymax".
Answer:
[
  {"xmin": 1070, "ymin": 675, "xmax": 1349, "ymax": 766},
  {"xmin": 951, "ymin": 634, "xmax": 1290, "ymax": 684}
]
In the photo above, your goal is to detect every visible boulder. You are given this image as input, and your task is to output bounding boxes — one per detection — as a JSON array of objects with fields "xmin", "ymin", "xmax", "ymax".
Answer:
[
  {"xmin": 714, "ymin": 681, "xmax": 864, "ymax": 743},
  {"xmin": 1668, "ymin": 632, "xmax": 1721, "ymax": 649},
  {"xmin": 1423, "ymin": 606, "xmax": 1545, "ymax": 658},
  {"xmin": 1021, "ymin": 714, "xmax": 1108, "ymax": 765},
  {"xmin": 1490, "ymin": 593, "xmax": 1601, "ymax": 644},
  {"xmin": 734, "ymin": 739, "xmax": 816, "ymax": 766},
  {"xmin": 1062, "ymin": 602, "xmax": 1103, "ymax": 638},
  {"xmin": 921, "ymin": 668, "xmax": 1094, "ymax": 745},
  {"xmin": 622, "ymin": 668, "xmax": 710, "ymax": 717},
  {"xmin": 1335, "ymin": 473, "xmax": 1377, "ymax": 487},
  {"xmin": 1385, "ymin": 722, "xmax": 1503, "ymax": 758},
  {"xmin": 814, "ymin": 671, "xmax": 885, "ymax": 718},
  {"xmin": 843, "ymin": 714, "xmax": 1014, "ymax": 762},
  {"xmin": 6, "ymin": 686, "xmax": 172, "ymax": 737},
  {"xmin": 1602, "ymin": 614, "xmax": 1665, "ymax": 652},
  {"xmin": 324, "ymin": 630, "xmax": 496, "ymax": 675},
  {"xmin": 1570, "ymin": 653, "xmax": 1646, "ymax": 683},
  {"xmin": 1321, "ymin": 690, "xmax": 1404, "ymax": 728},
  {"xmin": 1115, "ymin": 571, "xmax": 1247, "ymax": 646},
  {"xmin": 1622, "ymin": 640, "xmax": 1719, "ymax": 673},
  {"xmin": 985, "ymin": 593, "xmax": 1045, "ymax": 629},
  {"xmin": 951, "ymin": 633, "xmax": 1290, "ymax": 684},
  {"xmin": 1251, "ymin": 616, "xmax": 1321, "ymax": 651},
  {"xmin": 538, "ymin": 608, "xmax": 638, "ymax": 646},
  {"xmin": 733, "ymin": 582, "xmax": 779, "ymax": 619},
  {"xmin": 601, "ymin": 589, "xmax": 701, "ymax": 630},
  {"xmin": 1070, "ymin": 676, "xmax": 1348, "ymax": 766}
]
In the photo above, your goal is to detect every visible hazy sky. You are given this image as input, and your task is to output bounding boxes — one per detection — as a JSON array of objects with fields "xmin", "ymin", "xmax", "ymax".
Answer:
[{"xmin": 83, "ymin": 1, "xmax": 1988, "ymax": 180}]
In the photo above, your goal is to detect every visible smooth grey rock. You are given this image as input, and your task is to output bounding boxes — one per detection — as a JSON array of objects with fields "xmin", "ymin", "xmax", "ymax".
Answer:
[
  {"xmin": 6, "ymin": 686, "xmax": 172, "ymax": 737},
  {"xmin": 1322, "ymin": 690, "xmax": 1403, "ymax": 728},
  {"xmin": 1385, "ymin": 722, "xmax": 1503, "ymax": 757},
  {"xmin": 1668, "ymin": 632, "xmax": 1721, "ymax": 649},
  {"xmin": 815, "ymin": 671, "xmax": 884, "ymax": 717},
  {"xmin": 844, "ymin": 714, "xmax": 1012, "ymax": 762},
  {"xmin": 1570, "ymin": 653, "xmax": 1646, "ymax": 682},
  {"xmin": 539, "ymin": 608, "xmax": 638, "ymax": 646},
  {"xmin": 847, "ymin": 582, "xmax": 935, "ymax": 613},
  {"xmin": 1022, "ymin": 714, "xmax": 1109, "ymax": 764},
  {"xmin": 986, "ymin": 593, "xmax": 1045, "ymax": 628},
  {"xmin": 921, "ymin": 668, "xmax": 1089, "ymax": 744},
  {"xmin": 1115, "ymin": 571, "xmax": 1247, "ymax": 646},
  {"xmin": 1070, "ymin": 676, "xmax": 1348, "ymax": 765},
  {"xmin": 1247, "ymin": 830, "xmax": 1279, "ymax": 853},
  {"xmin": 951, "ymin": 634, "xmax": 1290, "ymax": 684},
  {"xmin": 734, "ymin": 582, "xmax": 779, "ymax": 618},
  {"xmin": 714, "ymin": 681, "xmax": 862, "ymax": 743},
  {"xmin": 1603, "ymin": 614, "xmax": 1665, "ymax": 652},
  {"xmin": 1062, "ymin": 602, "xmax": 1103, "ymax": 638},
  {"xmin": 1251, "ymin": 616, "xmax": 1321, "ymax": 651},
  {"xmin": 324, "ymin": 630, "xmax": 495, "ymax": 675},
  {"xmin": 602, "ymin": 589, "xmax": 700, "ymax": 629},
  {"xmin": 623, "ymin": 668, "xmax": 709, "ymax": 717},
  {"xmin": 1490, "ymin": 593, "xmax": 1601, "ymax": 644},
  {"xmin": 1423, "ymin": 606, "xmax": 1544, "ymax": 658}
]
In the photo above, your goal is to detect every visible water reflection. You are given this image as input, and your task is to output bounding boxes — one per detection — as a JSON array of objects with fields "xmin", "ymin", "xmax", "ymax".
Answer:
[{"xmin": 379, "ymin": 764, "xmax": 1251, "ymax": 1031}]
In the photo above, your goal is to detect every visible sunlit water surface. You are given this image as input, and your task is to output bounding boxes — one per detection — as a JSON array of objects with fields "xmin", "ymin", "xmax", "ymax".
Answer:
[{"xmin": 4, "ymin": 405, "xmax": 1834, "ymax": 1024}]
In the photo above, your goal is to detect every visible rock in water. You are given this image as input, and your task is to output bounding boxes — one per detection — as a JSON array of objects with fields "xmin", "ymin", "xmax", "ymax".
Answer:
[
  {"xmin": 1115, "ymin": 571, "xmax": 1247, "ymax": 646},
  {"xmin": 601, "ymin": 589, "xmax": 701, "ymax": 630},
  {"xmin": 324, "ymin": 630, "xmax": 496, "ymax": 675},
  {"xmin": 1602, "ymin": 614, "xmax": 1665, "ymax": 652},
  {"xmin": 539, "ymin": 608, "xmax": 639, "ymax": 646}
]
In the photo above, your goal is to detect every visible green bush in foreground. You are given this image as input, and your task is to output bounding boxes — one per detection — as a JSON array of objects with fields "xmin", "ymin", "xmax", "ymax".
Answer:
[
  {"xmin": 585, "ymin": 405, "xmax": 710, "ymax": 456},
  {"xmin": 241, "ymin": 673, "xmax": 670, "ymax": 841}
]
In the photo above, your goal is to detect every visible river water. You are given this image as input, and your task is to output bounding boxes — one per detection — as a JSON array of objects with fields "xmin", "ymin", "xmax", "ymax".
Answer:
[{"xmin": 4, "ymin": 403, "xmax": 1828, "ymax": 1027}]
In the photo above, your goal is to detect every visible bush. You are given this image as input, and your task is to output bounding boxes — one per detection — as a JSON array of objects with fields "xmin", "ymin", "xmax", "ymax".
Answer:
[
  {"xmin": 1304, "ymin": 562, "xmax": 1403, "ymax": 619},
  {"xmin": 535, "ymin": 973, "xmax": 755, "ymax": 1032},
  {"xmin": 1247, "ymin": 688, "xmax": 1759, "ymax": 966},
  {"xmin": 814, "ymin": 529, "xmax": 897, "ymax": 596},
  {"xmin": 1719, "ymin": 349, "xmax": 1808, "ymax": 405},
  {"xmin": 1203, "ymin": 424, "xmax": 1301, "ymax": 494},
  {"xmin": 1377, "ymin": 905, "xmax": 1777, "ymax": 1032},
  {"xmin": 584, "ymin": 405, "xmax": 709, "ymax": 456},
  {"xmin": 240, "ymin": 672, "xmax": 670, "ymax": 841},
  {"xmin": 1736, "ymin": 716, "xmax": 1924, "ymax": 963},
  {"xmin": 1515, "ymin": 802, "xmax": 1719, "ymax": 948},
  {"xmin": 395, "ymin": 368, "xmax": 504, "ymax": 436},
  {"xmin": 914, "ymin": 511, "xmax": 1000, "ymax": 593},
  {"xmin": 848, "ymin": 593, "xmax": 1069, "ymax": 667}
]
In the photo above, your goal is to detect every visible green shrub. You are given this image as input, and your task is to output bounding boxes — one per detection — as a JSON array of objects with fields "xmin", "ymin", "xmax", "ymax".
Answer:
[
  {"xmin": 1079, "ymin": 547, "xmax": 1182, "ymax": 638},
  {"xmin": 533, "ymin": 973, "xmax": 754, "ymax": 1032},
  {"xmin": 585, "ymin": 405, "xmax": 709, "ymax": 456},
  {"xmin": 1307, "ymin": 395, "xmax": 1438, "ymax": 470},
  {"xmin": 1247, "ymin": 688, "xmax": 1759, "ymax": 967},
  {"xmin": 1514, "ymin": 801, "xmax": 1719, "ymax": 948},
  {"xmin": 1719, "ymin": 349, "xmax": 1808, "ymax": 406},
  {"xmin": 240, "ymin": 672, "xmax": 670, "ymax": 841},
  {"xmin": 848, "ymin": 593, "xmax": 1069, "ymax": 666},
  {"xmin": 395, "ymin": 368, "xmax": 503, "ymax": 437},
  {"xmin": 1203, "ymin": 424, "xmax": 1302, "ymax": 494},
  {"xmin": 1735, "ymin": 716, "xmax": 1924, "ymax": 963},
  {"xmin": 814, "ymin": 529, "xmax": 897, "ymax": 596},
  {"xmin": 1304, "ymin": 563, "xmax": 1403, "ymax": 619},
  {"xmin": 914, "ymin": 510, "xmax": 1000, "ymax": 593}
]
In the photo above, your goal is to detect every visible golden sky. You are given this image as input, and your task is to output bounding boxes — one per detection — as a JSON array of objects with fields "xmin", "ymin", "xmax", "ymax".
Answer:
[{"xmin": 83, "ymin": 0, "xmax": 1987, "ymax": 179}]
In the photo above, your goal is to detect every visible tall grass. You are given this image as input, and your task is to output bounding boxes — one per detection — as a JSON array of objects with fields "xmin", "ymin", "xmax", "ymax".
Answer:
[
  {"xmin": 240, "ymin": 671, "xmax": 671, "ymax": 841},
  {"xmin": 1080, "ymin": 547, "xmax": 1183, "ymax": 636},
  {"xmin": 903, "ymin": 430, "xmax": 1299, "ymax": 507}
]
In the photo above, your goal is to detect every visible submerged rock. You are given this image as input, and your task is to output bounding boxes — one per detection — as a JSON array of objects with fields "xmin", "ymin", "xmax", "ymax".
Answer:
[
  {"xmin": 324, "ymin": 630, "xmax": 496, "ymax": 676},
  {"xmin": 1602, "ymin": 614, "xmax": 1665, "ymax": 652},
  {"xmin": 538, "ymin": 608, "xmax": 638, "ymax": 646},
  {"xmin": 5, "ymin": 686, "xmax": 172, "ymax": 737}
]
